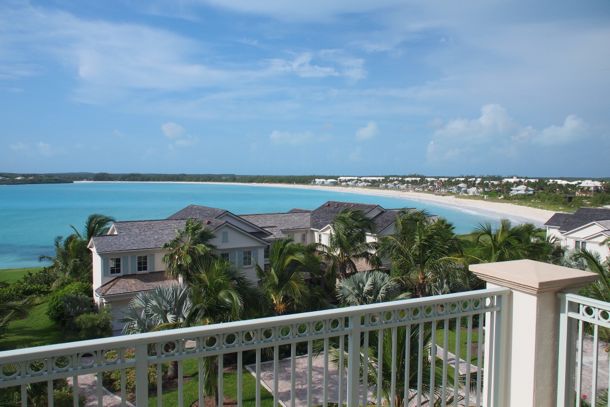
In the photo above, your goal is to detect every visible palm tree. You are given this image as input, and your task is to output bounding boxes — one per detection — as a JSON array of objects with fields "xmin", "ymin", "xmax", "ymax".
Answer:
[
  {"xmin": 187, "ymin": 260, "xmax": 251, "ymax": 324},
  {"xmin": 575, "ymin": 250, "xmax": 610, "ymax": 303},
  {"xmin": 163, "ymin": 219, "xmax": 216, "ymax": 285},
  {"xmin": 318, "ymin": 209, "xmax": 380, "ymax": 280},
  {"xmin": 379, "ymin": 210, "xmax": 463, "ymax": 297},
  {"xmin": 70, "ymin": 214, "xmax": 115, "ymax": 241},
  {"xmin": 471, "ymin": 219, "xmax": 554, "ymax": 263},
  {"xmin": 256, "ymin": 239, "xmax": 314, "ymax": 315},
  {"xmin": 336, "ymin": 270, "xmax": 406, "ymax": 306}
]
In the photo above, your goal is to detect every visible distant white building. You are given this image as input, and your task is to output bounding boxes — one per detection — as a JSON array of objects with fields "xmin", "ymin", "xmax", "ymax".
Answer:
[
  {"xmin": 545, "ymin": 208, "xmax": 610, "ymax": 260},
  {"xmin": 510, "ymin": 185, "xmax": 534, "ymax": 196},
  {"xmin": 312, "ymin": 178, "xmax": 338, "ymax": 185}
]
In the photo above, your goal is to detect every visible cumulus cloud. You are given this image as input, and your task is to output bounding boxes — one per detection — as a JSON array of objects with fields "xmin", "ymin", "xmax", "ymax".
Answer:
[
  {"xmin": 427, "ymin": 104, "xmax": 588, "ymax": 163},
  {"xmin": 269, "ymin": 130, "xmax": 315, "ymax": 145},
  {"xmin": 8, "ymin": 141, "xmax": 61, "ymax": 156},
  {"xmin": 161, "ymin": 122, "xmax": 197, "ymax": 148},
  {"xmin": 355, "ymin": 121, "xmax": 378, "ymax": 141}
]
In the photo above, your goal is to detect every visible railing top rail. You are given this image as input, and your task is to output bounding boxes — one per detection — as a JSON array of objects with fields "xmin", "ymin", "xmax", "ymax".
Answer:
[
  {"xmin": 0, "ymin": 287, "xmax": 508, "ymax": 362},
  {"xmin": 560, "ymin": 292, "xmax": 610, "ymax": 311}
]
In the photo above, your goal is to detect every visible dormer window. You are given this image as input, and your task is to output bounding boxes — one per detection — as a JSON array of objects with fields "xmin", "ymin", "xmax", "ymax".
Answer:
[
  {"xmin": 109, "ymin": 258, "xmax": 121, "ymax": 275},
  {"xmin": 137, "ymin": 255, "xmax": 148, "ymax": 272}
]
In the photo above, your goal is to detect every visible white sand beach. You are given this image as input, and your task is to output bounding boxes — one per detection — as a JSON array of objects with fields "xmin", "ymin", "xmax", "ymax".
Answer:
[{"xmin": 203, "ymin": 182, "xmax": 556, "ymax": 225}]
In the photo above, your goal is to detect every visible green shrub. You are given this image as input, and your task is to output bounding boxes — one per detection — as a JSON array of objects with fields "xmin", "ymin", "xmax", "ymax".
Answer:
[
  {"xmin": 46, "ymin": 282, "xmax": 93, "ymax": 326},
  {"xmin": 102, "ymin": 350, "xmax": 165, "ymax": 400},
  {"xmin": 0, "ymin": 269, "xmax": 57, "ymax": 303},
  {"xmin": 74, "ymin": 310, "xmax": 113, "ymax": 339}
]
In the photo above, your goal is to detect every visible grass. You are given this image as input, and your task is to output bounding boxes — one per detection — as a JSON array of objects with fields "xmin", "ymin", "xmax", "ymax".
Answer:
[
  {"xmin": 435, "ymin": 324, "xmax": 481, "ymax": 365},
  {"xmin": 149, "ymin": 360, "xmax": 273, "ymax": 407},
  {"xmin": 0, "ymin": 267, "xmax": 42, "ymax": 284},
  {"xmin": 0, "ymin": 298, "xmax": 68, "ymax": 351}
]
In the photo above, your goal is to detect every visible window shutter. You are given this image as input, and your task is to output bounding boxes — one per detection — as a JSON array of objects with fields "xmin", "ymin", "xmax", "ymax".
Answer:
[
  {"xmin": 131, "ymin": 256, "xmax": 137, "ymax": 274},
  {"xmin": 102, "ymin": 257, "xmax": 108, "ymax": 276},
  {"xmin": 149, "ymin": 254, "xmax": 155, "ymax": 272},
  {"xmin": 237, "ymin": 250, "xmax": 243, "ymax": 267},
  {"xmin": 252, "ymin": 248, "xmax": 258, "ymax": 266},
  {"xmin": 122, "ymin": 256, "xmax": 128, "ymax": 274}
]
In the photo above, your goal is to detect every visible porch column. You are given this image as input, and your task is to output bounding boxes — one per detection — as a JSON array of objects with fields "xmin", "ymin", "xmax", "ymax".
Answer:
[{"xmin": 470, "ymin": 259, "xmax": 597, "ymax": 407}]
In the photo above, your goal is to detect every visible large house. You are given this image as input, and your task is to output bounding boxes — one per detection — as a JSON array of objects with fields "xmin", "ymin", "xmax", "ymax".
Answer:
[
  {"xmin": 88, "ymin": 201, "xmax": 407, "ymax": 331},
  {"xmin": 544, "ymin": 207, "xmax": 610, "ymax": 259}
]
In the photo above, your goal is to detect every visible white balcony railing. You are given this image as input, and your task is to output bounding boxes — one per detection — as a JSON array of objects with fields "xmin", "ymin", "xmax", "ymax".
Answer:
[
  {"xmin": 0, "ymin": 288, "xmax": 509, "ymax": 407},
  {"xmin": 558, "ymin": 293, "xmax": 610, "ymax": 407}
]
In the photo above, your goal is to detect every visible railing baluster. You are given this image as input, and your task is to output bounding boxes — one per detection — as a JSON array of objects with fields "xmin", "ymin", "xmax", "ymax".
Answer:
[
  {"xmin": 290, "ymin": 343, "xmax": 296, "ymax": 407},
  {"xmin": 442, "ymin": 318, "xmax": 449, "ymax": 407},
  {"xmin": 391, "ymin": 326, "xmax": 397, "ymax": 406},
  {"xmin": 96, "ymin": 371, "xmax": 103, "ymax": 406},
  {"xmin": 47, "ymin": 379, "xmax": 54, "ymax": 407},
  {"xmin": 72, "ymin": 375, "xmax": 78, "ymax": 407},
  {"xmin": 307, "ymin": 340, "xmax": 313, "ymax": 406},
  {"xmin": 156, "ymin": 362, "xmax": 163, "ymax": 407},
  {"xmin": 475, "ymin": 313, "xmax": 484, "ymax": 407},
  {"xmin": 591, "ymin": 324, "xmax": 599, "ymax": 407},
  {"xmin": 256, "ymin": 347, "xmax": 262, "ymax": 407},
  {"xmin": 338, "ymin": 334, "xmax": 344, "ymax": 407},
  {"xmin": 362, "ymin": 330, "xmax": 369, "ymax": 406},
  {"xmin": 429, "ymin": 320, "xmax": 437, "ymax": 406},
  {"xmin": 237, "ymin": 351, "xmax": 243, "ymax": 407},
  {"xmin": 576, "ymin": 320, "xmax": 584, "ymax": 406},
  {"xmin": 376, "ymin": 328, "xmax": 383, "ymax": 407},
  {"xmin": 198, "ymin": 358, "xmax": 204, "ymax": 407},
  {"xmin": 21, "ymin": 383, "xmax": 27, "ymax": 407},
  {"xmin": 120, "ymin": 368, "xmax": 126, "ymax": 407},
  {"xmin": 323, "ymin": 337, "xmax": 329, "ymax": 407},
  {"xmin": 404, "ymin": 324, "xmax": 411, "ymax": 406},
  {"xmin": 273, "ymin": 345, "xmax": 279, "ymax": 407},
  {"xmin": 347, "ymin": 314, "xmax": 362, "ymax": 407},
  {"xmin": 465, "ymin": 315, "xmax": 473, "ymax": 406},
  {"xmin": 178, "ymin": 359, "xmax": 184, "ymax": 407},
  {"xmin": 135, "ymin": 343, "xmax": 149, "ymax": 407},
  {"xmin": 416, "ymin": 322, "xmax": 424, "ymax": 407},
  {"xmin": 217, "ymin": 354, "xmax": 223, "ymax": 407},
  {"xmin": 453, "ymin": 317, "xmax": 461, "ymax": 407}
]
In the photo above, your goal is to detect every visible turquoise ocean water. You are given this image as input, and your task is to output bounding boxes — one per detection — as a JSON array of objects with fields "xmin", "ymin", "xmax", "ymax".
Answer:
[{"xmin": 0, "ymin": 182, "xmax": 501, "ymax": 269}]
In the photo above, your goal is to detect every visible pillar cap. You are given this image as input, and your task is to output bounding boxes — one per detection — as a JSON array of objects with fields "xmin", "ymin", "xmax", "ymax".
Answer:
[{"xmin": 470, "ymin": 259, "xmax": 598, "ymax": 294}]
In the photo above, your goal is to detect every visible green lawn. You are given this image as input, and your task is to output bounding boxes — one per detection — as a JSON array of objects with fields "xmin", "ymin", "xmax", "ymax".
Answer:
[
  {"xmin": 149, "ymin": 360, "xmax": 273, "ymax": 407},
  {"xmin": 0, "ymin": 267, "xmax": 42, "ymax": 284},
  {"xmin": 435, "ymin": 325, "xmax": 481, "ymax": 365},
  {"xmin": 0, "ymin": 299, "xmax": 68, "ymax": 351}
]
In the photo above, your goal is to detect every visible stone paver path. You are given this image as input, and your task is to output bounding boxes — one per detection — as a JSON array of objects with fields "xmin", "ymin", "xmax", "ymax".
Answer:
[{"xmin": 67, "ymin": 374, "xmax": 134, "ymax": 407}]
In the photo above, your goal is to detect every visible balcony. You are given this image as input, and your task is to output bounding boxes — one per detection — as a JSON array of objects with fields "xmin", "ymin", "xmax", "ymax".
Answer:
[{"xmin": 0, "ymin": 260, "xmax": 606, "ymax": 407}]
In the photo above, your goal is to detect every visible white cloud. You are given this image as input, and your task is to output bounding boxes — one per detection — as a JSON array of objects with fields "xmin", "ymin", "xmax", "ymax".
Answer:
[
  {"xmin": 427, "ymin": 104, "xmax": 588, "ymax": 163},
  {"xmin": 161, "ymin": 122, "xmax": 197, "ymax": 148},
  {"xmin": 269, "ymin": 50, "xmax": 365, "ymax": 81},
  {"xmin": 8, "ymin": 141, "xmax": 61, "ymax": 156},
  {"xmin": 355, "ymin": 121, "xmax": 378, "ymax": 141},
  {"xmin": 161, "ymin": 122, "xmax": 186, "ymax": 139},
  {"xmin": 269, "ymin": 130, "xmax": 314, "ymax": 145},
  {"xmin": 9, "ymin": 142, "xmax": 27, "ymax": 151}
]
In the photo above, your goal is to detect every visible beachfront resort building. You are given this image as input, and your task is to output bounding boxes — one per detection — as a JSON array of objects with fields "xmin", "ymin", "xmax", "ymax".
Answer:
[
  {"xmin": 88, "ymin": 201, "xmax": 406, "ymax": 331},
  {"xmin": 545, "ymin": 207, "xmax": 610, "ymax": 259}
]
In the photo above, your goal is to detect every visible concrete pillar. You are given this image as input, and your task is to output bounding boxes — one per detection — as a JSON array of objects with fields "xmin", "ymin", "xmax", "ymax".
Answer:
[{"xmin": 470, "ymin": 259, "xmax": 597, "ymax": 407}]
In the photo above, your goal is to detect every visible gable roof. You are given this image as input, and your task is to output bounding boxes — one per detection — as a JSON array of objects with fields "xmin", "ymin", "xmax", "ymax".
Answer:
[
  {"xmin": 544, "ymin": 208, "xmax": 610, "ymax": 232},
  {"xmin": 167, "ymin": 204, "xmax": 227, "ymax": 220},
  {"xmin": 91, "ymin": 218, "xmax": 224, "ymax": 253},
  {"xmin": 311, "ymin": 201, "xmax": 380, "ymax": 230},
  {"xmin": 241, "ymin": 212, "xmax": 312, "ymax": 239},
  {"xmin": 96, "ymin": 271, "xmax": 177, "ymax": 297}
]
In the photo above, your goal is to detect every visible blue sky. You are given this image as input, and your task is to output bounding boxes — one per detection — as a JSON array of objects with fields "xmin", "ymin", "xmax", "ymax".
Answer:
[{"xmin": 1, "ymin": 0, "xmax": 609, "ymax": 176}]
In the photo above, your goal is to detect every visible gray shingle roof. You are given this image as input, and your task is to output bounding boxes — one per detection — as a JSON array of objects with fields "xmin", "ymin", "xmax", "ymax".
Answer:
[
  {"xmin": 241, "ymin": 212, "xmax": 312, "ymax": 239},
  {"xmin": 96, "ymin": 271, "xmax": 178, "ymax": 297},
  {"xmin": 310, "ymin": 201, "xmax": 380, "ymax": 230},
  {"xmin": 167, "ymin": 204, "xmax": 227, "ymax": 220},
  {"xmin": 372, "ymin": 209, "xmax": 402, "ymax": 233},
  {"xmin": 92, "ymin": 218, "xmax": 224, "ymax": 253},
  {"xmin": 544, "ymin": 208, "xmax": 610, "ymax": 232}
]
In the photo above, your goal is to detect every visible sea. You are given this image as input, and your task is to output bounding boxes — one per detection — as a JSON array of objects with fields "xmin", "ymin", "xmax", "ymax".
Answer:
[{"xmin": 0, "ymin": 182, "xmax": 501, "ymax": 269}]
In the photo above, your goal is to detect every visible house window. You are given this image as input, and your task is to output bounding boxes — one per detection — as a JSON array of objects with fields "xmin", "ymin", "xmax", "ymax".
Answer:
[
  {"xmin": 242, "ymin": 250, "xmax": 252, "ymax": 267},
  {"xmin": 109, "ymin": 258, "xmax": 121, "ymax": 275},
  {"xmin": 301, "ymin": 233, "xmax": 306, "ymax": 244},
  {"xmin": 220, "ymin": 252, "xmax": 230, "ymax": 262},
  {"xmin": 137, "ymin": 255, "xmax": 148, "ymax": 272},
  {"xmin": 222, "ymin": 231, "xmax": 229, "ymax": 243},
  {"xmin": 582, "ymin": 241, "xmax": 587, "ymax": 251},
  {"xmin": 575, "ymin": 241, "xmax": 580, "ymax": 250},
  {"xmin": 318, "ymin": 234, "xmax": 322, "ymax": 243},
  {"xmin": 264, "ymin": 246, "xmax": 270, "ymax": 259}
]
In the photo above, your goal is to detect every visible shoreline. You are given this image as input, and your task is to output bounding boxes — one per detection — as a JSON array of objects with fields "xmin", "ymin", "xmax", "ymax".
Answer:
[{"xmin": 75, "ymin": 180, "xmax": 555, "ymax": 225}]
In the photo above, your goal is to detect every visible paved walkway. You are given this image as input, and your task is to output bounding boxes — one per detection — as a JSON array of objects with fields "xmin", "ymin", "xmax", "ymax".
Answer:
[
  {"xmin": 67, "ymin": 374, "xmax": 134, "ymax": 407},
  {"xmin": 580, "ymin": 336, "xmax": 609, "ymax": 400}
]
